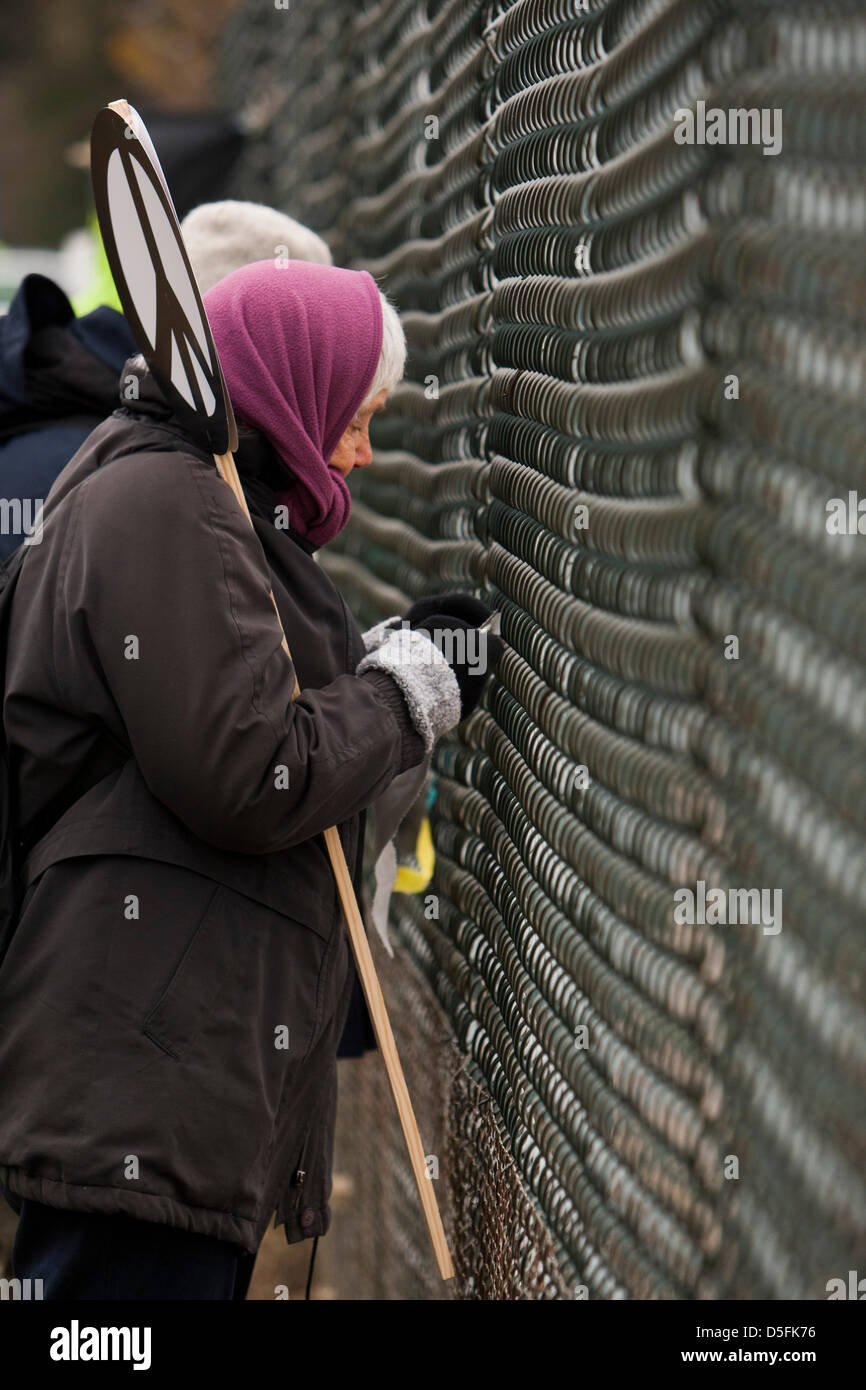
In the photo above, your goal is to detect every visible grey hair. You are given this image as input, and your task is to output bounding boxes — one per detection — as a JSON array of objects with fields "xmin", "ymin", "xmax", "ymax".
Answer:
[{"xmin": 363, "ymin": 291, "xmax": 407, "ymax": 403}]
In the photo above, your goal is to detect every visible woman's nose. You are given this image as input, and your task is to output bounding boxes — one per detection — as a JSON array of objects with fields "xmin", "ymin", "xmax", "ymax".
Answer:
[{"xmin": 356, "ymin": 436, "xmax": 374, "ymax": 468}]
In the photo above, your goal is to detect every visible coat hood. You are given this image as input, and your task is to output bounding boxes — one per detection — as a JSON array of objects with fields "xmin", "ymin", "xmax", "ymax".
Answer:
[{"xmin": 0, "ymin": 274, "xmax": 135, "ymax": 429}]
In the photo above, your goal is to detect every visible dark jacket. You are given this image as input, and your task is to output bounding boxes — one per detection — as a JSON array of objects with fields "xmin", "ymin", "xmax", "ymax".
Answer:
[
  {"xmin": 0, "ymin": 372, "xmax": 424, "ymax": 1252},
  {"xmin": 0, "ymin": 280, "xmax": 375, "ymax": 1056},
  {"xmin": 0, "ymin": 275, "xmax": 135, "ymax": 560}
]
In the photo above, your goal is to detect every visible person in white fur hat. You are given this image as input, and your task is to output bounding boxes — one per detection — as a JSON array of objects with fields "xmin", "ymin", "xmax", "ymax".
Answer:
[{"xmin": 181, "ymin": 198, "xmax": 333, "ymax": 292}]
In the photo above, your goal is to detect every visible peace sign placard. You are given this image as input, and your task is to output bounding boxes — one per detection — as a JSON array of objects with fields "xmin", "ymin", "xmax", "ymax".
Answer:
[{"xmin": 90, "ymin": 99, "xmax": 237, "ymax": 455}]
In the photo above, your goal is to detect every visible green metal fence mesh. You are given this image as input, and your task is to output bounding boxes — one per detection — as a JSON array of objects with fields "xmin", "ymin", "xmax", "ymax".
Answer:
[{"xmin": 223, "ymin": 0, "xmax": 866, "ymax": 1298}]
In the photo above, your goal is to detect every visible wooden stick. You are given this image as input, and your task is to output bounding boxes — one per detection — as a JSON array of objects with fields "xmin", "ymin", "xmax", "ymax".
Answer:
[{"xmin": 213, "ymin": 452, "xmax": 455, "ymax": 1281}]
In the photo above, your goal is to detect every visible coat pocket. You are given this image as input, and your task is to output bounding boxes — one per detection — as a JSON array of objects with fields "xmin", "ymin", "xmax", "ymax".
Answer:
[{"xmin": 142, "ymin": 882, "xmax": 231, "ymax": 1060}]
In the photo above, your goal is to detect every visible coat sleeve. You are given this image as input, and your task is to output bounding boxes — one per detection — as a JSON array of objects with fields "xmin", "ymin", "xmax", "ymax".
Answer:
[{"xmin": 57, "ymin": 446, "xmax": 425, "ymax": 854}]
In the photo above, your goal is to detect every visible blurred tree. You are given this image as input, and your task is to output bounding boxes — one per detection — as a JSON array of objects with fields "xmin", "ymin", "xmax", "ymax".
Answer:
[
  {"xmin": 0, "ymin": 0, "xmax": 243, "ymax": 247},
  {"xmin": 107, "ymin": 0, "xmax": 241, "ymax": 111}
]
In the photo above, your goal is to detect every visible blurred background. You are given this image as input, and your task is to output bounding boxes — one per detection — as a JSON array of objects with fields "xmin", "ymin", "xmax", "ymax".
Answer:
[
  {"xmin": 2, "ymin": 0, "xmax": 866, "ymax": 1302},
  {"xmin": 0, "ymin": 0, "xmax": 243, "ymax": 306}
]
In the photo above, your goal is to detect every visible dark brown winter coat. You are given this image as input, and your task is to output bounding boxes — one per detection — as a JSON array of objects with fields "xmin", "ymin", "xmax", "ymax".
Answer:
[{"xmin": 0, "ymin": 384, "xmax": 424, "ymax": 1253}]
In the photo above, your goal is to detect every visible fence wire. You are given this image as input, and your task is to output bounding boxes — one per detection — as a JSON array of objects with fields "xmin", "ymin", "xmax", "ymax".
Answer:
[{"xmin": 223, "ymin": 0, "xmax": 866, "ymax": 1299}]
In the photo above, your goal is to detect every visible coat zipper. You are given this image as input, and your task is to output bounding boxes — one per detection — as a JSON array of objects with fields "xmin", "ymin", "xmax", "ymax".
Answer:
[
  {"xmin": 293, "ymin": 1162, "xmax": 307, "ymax": 1211},
  {"xmin": 292, "ymin": 1125, "xmax": 313, "ymax": 1212}
]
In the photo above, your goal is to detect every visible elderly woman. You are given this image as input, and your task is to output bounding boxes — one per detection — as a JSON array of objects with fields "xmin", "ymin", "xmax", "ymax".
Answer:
[{"xmin": 0, "ymin": 260, "xmax": 501, "ymax": 1299}]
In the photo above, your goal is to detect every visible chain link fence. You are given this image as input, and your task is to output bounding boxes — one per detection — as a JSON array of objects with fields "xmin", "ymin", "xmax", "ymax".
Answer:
[{"xmin": 222, "ymin": 0, "xmax": 866, "ymax": 1299}]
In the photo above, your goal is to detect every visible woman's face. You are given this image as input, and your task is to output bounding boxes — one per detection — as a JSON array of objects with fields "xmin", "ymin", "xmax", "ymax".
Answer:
[{"xmin": 327, "ymin": 389, "xmax": 388, "ymax": 478}]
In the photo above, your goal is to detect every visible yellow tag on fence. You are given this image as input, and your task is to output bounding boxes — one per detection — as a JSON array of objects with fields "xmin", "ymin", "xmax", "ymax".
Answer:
[{"xmin": 393, "ymin": 817, "xmax": 435, "ymax": 894}]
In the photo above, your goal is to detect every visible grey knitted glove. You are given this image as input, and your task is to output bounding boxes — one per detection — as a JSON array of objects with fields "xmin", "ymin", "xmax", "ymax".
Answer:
[
  {"xmin": 360, "ymin": 614, "xmax": 403, "ymax": 654},
  {"xmin": 355, "ymin": 624, "xmax": 462, "ymax": 755}
]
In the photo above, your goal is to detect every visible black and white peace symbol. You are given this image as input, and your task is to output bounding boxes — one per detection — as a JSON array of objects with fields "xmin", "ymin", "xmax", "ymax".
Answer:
[{"xmin": 90, "ymin": 100, "xmax": 237, "ymax": 456}]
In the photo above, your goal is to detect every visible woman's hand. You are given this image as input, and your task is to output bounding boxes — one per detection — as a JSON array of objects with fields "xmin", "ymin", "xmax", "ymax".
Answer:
[
  {"xmin": 403, "ymin": 591, "xmax": 494, "ymax": 630},
  {"xmin": 360, "ymin": 614, "xmax": 404, "ymax": 654},
  {"xmin": 362, "ymin": 593, "xmax": 498, "ymax": 655},
  {"xmin": 410, "ymin": 614, "xmax": 504, "ymax": 722},
  {"xmin": 356, "ymin": 593, "xmax": 504, "ymax": 752},
  {"xmin": 405, "ymin": 592, "xmax": 504, "ymax": 719}
]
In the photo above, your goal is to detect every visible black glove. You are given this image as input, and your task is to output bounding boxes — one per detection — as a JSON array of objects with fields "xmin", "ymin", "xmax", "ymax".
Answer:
[
  {"xmin": 404, "ymin": 591, "xmax": 494, "ymax": 630},
  {"xmin": 414, "ymin": 614, "xmax": 503, "ymax": 721}
]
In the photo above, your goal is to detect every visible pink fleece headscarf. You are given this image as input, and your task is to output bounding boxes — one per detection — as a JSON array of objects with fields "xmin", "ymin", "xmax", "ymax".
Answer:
[{"xmin": 203, "ymin": 259, "xmax": 383, "ymax": 547}]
